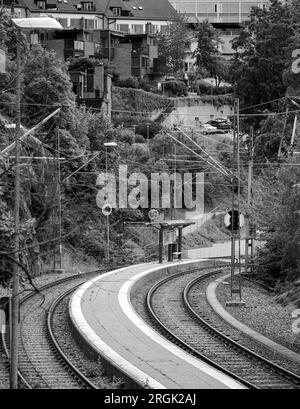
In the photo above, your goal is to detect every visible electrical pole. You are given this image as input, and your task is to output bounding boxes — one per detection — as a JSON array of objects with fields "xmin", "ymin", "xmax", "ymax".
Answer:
[
  {"xmin": 236, "ymin": 98, "xmax": 242, "ymax": 301},
  {"xmin": 57, "ymin": 128, "xmax": 62, "ymax": 270},
  {"xmin": 230, "ymin": 101, "xmax": 236, "ymax": 297},
  {"xmin": 10, "ymin": 32, "xmax": 21, "ymax": 389},
  {"xmin": 245, "ymin": 126, "xmax": 254, "ymax": 275}
]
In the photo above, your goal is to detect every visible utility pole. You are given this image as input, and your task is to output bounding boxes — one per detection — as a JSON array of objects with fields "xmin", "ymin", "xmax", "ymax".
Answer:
[
  {"xmin": 236, "ymin": 98, "xmax": 242, "ymax": 300},
  {"xmin": 57, "ymin": 128, "xmax": 62, "ymax": 270},
  {"xmin": 8, "ymin": 15, "xmax": 63, "ymax": 389},
  {"xmin": 10, "ymin": 31, "xmax": 21, "ymax": 390},
  {"xmin": 230, "ymin": 101, "xmax": 237, "ymax": 297},
  {"xmin": 245, "ymin": 126, "xmax": 254, "ymax": 276}
]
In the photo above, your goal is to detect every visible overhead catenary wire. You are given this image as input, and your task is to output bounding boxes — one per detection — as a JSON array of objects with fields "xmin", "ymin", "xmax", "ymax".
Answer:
[
  {"xmin": 164, "ymin": 129, "xmax": 230, "ymax": 177},
  {"xmin": 175, "ymin": 125, "xmax": 233, "ymax": 178}
]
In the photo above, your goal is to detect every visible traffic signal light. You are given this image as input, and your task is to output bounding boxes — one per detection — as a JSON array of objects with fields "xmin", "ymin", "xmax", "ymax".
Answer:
[
  {"xmin": 230, "ymin": 210, "xmax": 239, "ymax": 230},
  {"xmin": 224, "ymin": 210, "xmax": 244, "ymax": 231}
]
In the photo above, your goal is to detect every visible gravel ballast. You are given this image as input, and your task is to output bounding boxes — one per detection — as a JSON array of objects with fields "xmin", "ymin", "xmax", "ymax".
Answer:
[{"xmin": 216, "ymin": 278, "xmax": 300, "ymax": 355}]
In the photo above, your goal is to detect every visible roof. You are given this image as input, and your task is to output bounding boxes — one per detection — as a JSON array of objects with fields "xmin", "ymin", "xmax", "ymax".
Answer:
[
  {"xmin": 12, "ymin": 16, "xmax": 63, "ymax": 29},
  {"xmin": 147, "ymin": 220, "xmax": 195, "ymax": 229},
  {"xmin": 109, "ymin": 0, "xmax": 176, "ymax": 19},
  {"xmin": 20, "ymin": 0, "xmax": 109, "ymax": 13},
  {"xmin": 20, "ymin": 0, "xmax": 176, "ymax": 18}
]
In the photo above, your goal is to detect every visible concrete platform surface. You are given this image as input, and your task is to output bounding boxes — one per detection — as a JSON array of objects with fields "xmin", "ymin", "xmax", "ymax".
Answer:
[{"xmin": 70, "ymin": 261, "xmax": 246, "ymax": 389}]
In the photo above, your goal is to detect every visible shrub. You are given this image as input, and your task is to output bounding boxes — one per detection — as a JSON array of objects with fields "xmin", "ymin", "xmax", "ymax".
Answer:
[
  {"xmin": 115, "ymin": 76, "xmax": 139, "ymax": 89},
  {"xmin": 163, "ymin": 80, "xmax": 188, "ymax": 97},
  {"xmin": 196, "ymin": 80, "xmax": 233, "ymax": 95}
]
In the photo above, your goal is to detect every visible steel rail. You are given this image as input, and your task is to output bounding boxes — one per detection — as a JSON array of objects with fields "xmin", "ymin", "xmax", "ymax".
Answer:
[
  {"xmin": 146, "ymin": 265, "xmax": 256, "ymax": 389},
  {"xmin": 184, "ymin": 272, "xmax": 300, "ymax": 385}
]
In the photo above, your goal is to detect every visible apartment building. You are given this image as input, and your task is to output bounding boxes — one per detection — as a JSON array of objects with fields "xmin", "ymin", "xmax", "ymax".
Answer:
[{"xmin": 170, "ymin": 0, "xmax": 269, "ymax": 24}]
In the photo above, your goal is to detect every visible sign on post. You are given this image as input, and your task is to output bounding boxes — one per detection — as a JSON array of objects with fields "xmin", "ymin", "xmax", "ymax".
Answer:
[{"xmin": 163, "ymin": 230, "xmax": 176, "ymax": 245}]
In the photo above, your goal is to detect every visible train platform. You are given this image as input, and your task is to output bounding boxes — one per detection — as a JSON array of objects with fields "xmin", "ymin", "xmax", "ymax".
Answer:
[
  {"xmin": 207, "ymin": 274, "xmax": 300, "ymax": 365},
  {"xmin": 69, "ymin": 260, "xmax": 246, "ymax": 389}
]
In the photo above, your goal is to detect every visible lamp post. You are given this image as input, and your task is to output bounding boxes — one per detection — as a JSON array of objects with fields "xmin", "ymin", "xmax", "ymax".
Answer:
[
  {"xmin": 10, "ymin": 17, "xmax": 63, "ymax": 389},
  {"xmin": 146, "ymin": 123, "xmax": 150, "ymax": 145},
  {"xmin": 103, "ymin": 142, "xmax": 117, "ymax": 263}
]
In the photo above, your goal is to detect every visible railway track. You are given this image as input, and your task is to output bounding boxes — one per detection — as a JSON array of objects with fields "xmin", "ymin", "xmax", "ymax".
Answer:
[
  {"xmin": 1, "ymin": 270, "xmax": 111, "ymax": 389},
  {"xmin": 146, "ymin": 268, "xmax": 300, "ymax": 389}
]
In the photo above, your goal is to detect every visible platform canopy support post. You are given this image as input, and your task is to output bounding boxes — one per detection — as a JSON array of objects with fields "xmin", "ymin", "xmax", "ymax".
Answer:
[
  {"xmin": 178, "ymin": 227, "xmax": 183, "ymax": 260},
  {"xmin": 158, "ymin": 228, "xmax": 163, "ymax": 263}
]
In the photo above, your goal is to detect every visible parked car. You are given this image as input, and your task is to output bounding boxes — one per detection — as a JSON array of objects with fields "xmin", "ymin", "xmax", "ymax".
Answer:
[
  {"xmin": 199, "ymin": 123, "xmax": 219, "ymax": 134},
  {"xmin": 207, "ymin": 118, "xmax": 231, "ymax": 130}
]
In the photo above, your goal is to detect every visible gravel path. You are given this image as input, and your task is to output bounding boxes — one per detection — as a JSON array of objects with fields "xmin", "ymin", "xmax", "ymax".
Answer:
[{"xmin": 216, "ymin": 278, "xmax": 300, "ymax": 355}]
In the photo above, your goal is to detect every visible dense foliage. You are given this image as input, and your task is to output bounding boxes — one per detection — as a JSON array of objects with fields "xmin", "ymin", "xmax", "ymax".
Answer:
[{"xmin": 156, "ymin": 12, "xmax": 192, "ymax": 75}]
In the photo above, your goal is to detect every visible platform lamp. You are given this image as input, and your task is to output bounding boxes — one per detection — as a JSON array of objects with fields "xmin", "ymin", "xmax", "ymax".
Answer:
[
  {"xmin": 10, "ymin": 17, "xmax": 63, "ymax": 390},
  {"xmin": 103, "ymin": 142, "xmax": 118, "ymax": 262}
]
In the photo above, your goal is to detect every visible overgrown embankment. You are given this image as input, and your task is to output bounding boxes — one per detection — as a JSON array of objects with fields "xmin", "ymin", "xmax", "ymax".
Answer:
[
  {"xmin": 112, "ymin": 87, "xmax": 234, "ymax": 124},
  {"xmin": 112, "ymin": 86, "xmax": 173, "ymax": 118}
]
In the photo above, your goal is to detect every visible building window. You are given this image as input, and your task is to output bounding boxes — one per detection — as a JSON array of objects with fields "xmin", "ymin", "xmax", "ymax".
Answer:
[
  {"xmin": 133, "ymin": 24, "xmax": 143, "ymax": 34},
  {"xmin": 117, "ymin": 24, "xmax": 129, "ymax": 33},
  {"xmin": 86, "ymin": 73, "xmax": 94, "ymax": 92},
  {"xmin": 160, "ymin": 25, "xmax": 169, "ymax": 34},
  {"xmin": 36, "ymin": 0, "xmax": 46, "ymax": 9},
  {"xmin": 141, "ymin": 57, "xmax": 148, "ymax": 68},
  {"xmin": 112, "ymin": 7, "xmax": 121, "ymax": 16},
  {"xmin": 81, "ymin": 2, "xmax": 94, "ymax": 11},
  {"xmin": 132, "ymin": 56, "xmax": 139, "ymax": 67},
  {"xmin": 70, "ymin": 19, "xmax": 80, "ymax": 28},
  {"xmin": 85, "ymin": 19, "xmax": 95, "ymax": 30}
]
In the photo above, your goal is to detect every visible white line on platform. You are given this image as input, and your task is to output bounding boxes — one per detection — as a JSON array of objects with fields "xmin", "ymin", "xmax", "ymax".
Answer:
[{"xmin": 118, "ymin": 263, "xmax": 246, "ymax": 389}]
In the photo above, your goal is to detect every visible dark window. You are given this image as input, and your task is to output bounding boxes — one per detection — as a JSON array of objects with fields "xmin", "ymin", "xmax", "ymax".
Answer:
[
  {"xmin": 86, "ymin": 73, "xmax": 94, "ymax": 92},
  {"xmin": 141, "ymin": 57, "xmax": 148, "ymax": 68},
  {"xmin": 118, "ymin": 24, "xmax": 129, "ymax": 33},
  {"xmin": 132, "ymin": 56, "xmax": 139, "ymax": 67}
]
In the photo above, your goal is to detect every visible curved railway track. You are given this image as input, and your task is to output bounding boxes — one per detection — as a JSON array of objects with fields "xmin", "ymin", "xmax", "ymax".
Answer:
[
  {"xmin": 1, "ymin": 270, "xmax": 110, "ymax": 389},
  {"xmin": 146, "ymin": 268, "xmax": 300, "ymax": 389}
]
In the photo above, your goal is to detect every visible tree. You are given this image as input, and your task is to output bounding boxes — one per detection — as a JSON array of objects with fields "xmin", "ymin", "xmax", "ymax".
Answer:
[
  {"xmin": 231, "ymin": 0, "xmax": 295, "ymax": 114},
  {"xmin": 251, "ymin": 163, "xmax": 300, "ymax": 287},
  {"xmin": 22, "ymin": 44, "xmax": 76, "ymax": 128},
  {"xmin": 157, "ymin": 12, "xmax": 192, "ymax": 75},
  {"xmin": 193, "ymin": 20, "xmax": 225, "ymax": 86}
]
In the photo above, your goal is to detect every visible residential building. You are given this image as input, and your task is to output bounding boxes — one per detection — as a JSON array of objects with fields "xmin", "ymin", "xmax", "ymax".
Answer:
[
  {"xmin": 113, "ymin": 30, "xmax": 158, "ymax": 79},
  {"xmin": 107, "ymin": 0, "xmax": 176, "ymax": 34},
  {"xmin": 170, "ymin": 0, "xmax": 269, "ymax": 24},
  {"xmin": 20, "ymin": 0, "xmax": 109, "ymax": 30},
  {"xmin": 174, "ymin": 1, "xmax": 270, "ymax": 71}
]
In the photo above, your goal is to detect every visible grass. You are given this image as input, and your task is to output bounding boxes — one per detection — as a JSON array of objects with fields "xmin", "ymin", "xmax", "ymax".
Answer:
[{"xmin": 183, "ymin": 214, "xmax": 231, "ymax": 249}]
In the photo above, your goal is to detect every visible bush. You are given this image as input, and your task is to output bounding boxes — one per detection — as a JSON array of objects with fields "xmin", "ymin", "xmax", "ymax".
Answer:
[
  {"xmin": 115, "ymin": 76, "xmax": 139, "ymax": 89},
  {"xmin": 163, "ymin": 80, "xmax": 188, "ymax": 97},
  {"xmin": 196, "ymin": 80, "xmax": 233, "ymax": 95},
  {"xmin": 138, "ymin": 78, "xmax": 153, "ymax": 92}
]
